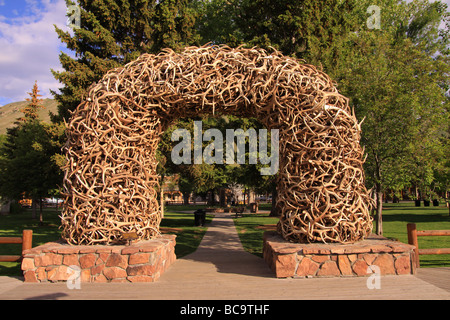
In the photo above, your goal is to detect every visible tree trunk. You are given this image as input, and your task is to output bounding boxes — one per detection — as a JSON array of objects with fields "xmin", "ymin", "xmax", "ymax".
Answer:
[
  {"xmin": 376, "ymin": 188, "xmax": 383, "ymax": 236},
  {"xmin": 447, "ymin": 191, "xmax": 450, "ymax": 217},
  {"xmin": 373, "ymin": 155, "xmax": 383, "ymax": 236},
  {"xmin": 269, "ymin": 184, "xmax": 280, "ymax": 217},
  {"xmin": 210, "ymin": 189, "xmax": 216, "ymax": 206},
  {"xmin": 249, "ymin": 189, "xmax": 256, "ymax": 204},
  {"xmin": 160, "ymin": 174, "xmax": 165, "ymax": 218},
  {"xmin": 31, "ymin": 197, "xmax": 37, "ymax": 219},
  {"xmin": 160, "ymin": 189, "xmax": 164, "ymax": 218},
  {"xmin": 183, "ymin": 192, "xmax": 190, "ymax": 205},
  {"xmin": 39, "ymin": 196, "xmax": 43, "ymax": 226},
  {"xmin": 219, "ymin": 188, "xmax": 225, "ymax": 207}
]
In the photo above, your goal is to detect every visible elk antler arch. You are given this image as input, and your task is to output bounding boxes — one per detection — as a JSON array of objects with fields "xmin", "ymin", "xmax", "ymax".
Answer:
[{"xmin": 61, "ymin": 45, "xmax": 373, "ymax": 245}]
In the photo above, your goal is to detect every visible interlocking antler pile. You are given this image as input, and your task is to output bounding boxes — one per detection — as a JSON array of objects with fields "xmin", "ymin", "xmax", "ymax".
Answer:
[{"xmin": 61, "ymin": 44, "xmax": 373, "ymax": 245}]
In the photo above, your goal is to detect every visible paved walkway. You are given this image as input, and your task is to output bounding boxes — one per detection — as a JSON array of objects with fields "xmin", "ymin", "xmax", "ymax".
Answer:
[{"xmin": 0, "ymin": 212, "xmax": 449, "ymax": 300}]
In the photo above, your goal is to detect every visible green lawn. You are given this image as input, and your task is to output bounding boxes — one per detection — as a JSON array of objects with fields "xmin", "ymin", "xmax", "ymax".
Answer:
[
  {"xmin": 234, "ymin": 201, "xmax": 450, "ymax": 268},
  {"xmin": 0, "ymin": 208, "xmax": 62, "ymax": 276},
  {"xmin": 0, "ymin": 205, "xmax": 211, "ymax": 276},
  {"xmin": 1, "ymin": 201, "xmax": 448, "ymax": 277},
  {"xmin": 233, "ymin": 213, "xmax": 279, "ymax": 257},
  {"xmin": 381, "ymin": 202, "xmax": 450, "ymax": 267},
  {"xmin": 160, "ymin": 207, "xmax": 213, "ymax": 257}
]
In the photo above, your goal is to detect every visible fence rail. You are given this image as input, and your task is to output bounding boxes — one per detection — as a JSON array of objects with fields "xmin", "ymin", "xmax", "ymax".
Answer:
[
  {"xmin": 407, "ymin": 223, "xmax": 450, "ymax": 268},
  {"xmin": 0, "ymin": 230, "xmax": 33, "ymax": 262}
]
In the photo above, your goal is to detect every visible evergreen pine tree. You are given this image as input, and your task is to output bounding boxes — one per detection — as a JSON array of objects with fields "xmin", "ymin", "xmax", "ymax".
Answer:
[
  {"xmin": 51, "ymin": 0, "xmax": 201, "ymax": 121},
  {"xmin": 0, "ymin": 82, "xmax": 65, "ymax": 222},
  {"xmin": 231, "ymin": 0, "xmax": 357, "ymax": 62},
  {"xmin": 18, "ymin": 81, "xmax": 45, "ymax": 123}
]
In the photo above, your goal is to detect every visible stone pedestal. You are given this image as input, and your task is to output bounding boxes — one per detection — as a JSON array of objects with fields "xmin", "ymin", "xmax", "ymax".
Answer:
[
  {"xmin": 21, "ymin": 234, "xmax": 176, "ymax": 283},
  {"xmin": 263, "ymin": 232, "xmax": 416, "ymax": 278}
]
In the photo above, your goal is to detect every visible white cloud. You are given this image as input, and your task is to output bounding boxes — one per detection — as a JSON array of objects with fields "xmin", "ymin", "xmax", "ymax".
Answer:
[{"xmin": 0, "ymin": 0, "xmax": 69, "ymax": 105}]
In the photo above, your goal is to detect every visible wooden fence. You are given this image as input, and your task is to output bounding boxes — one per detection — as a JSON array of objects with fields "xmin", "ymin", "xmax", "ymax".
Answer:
[
  {"xmin": 407, "ymin": 223, "xmax": 450, "ymax": 268},
  {"xmin": 0, "ymin": 230, "xmax": 33, "ymax": 262}
]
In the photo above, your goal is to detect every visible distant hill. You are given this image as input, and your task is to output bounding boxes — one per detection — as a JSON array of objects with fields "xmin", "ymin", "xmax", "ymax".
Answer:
[{"xmin": 0, "ymin": 99, "xmax": 59, "ymax": 135}]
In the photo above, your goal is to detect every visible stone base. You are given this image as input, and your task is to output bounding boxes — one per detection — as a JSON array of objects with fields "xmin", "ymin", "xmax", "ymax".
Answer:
[
  {"xmin": 21, "ymin": 234, "xmax": 176, "ymax": 283},
  {"xmin": 263, "ymin": 232, "xmax": 416, "ymax": 278}
]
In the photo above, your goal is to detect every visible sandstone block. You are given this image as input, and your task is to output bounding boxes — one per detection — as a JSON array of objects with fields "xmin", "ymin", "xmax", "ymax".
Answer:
[
  {"xmin": 106, "ymin": 253, "xmax": 128, "ymax": 269},
  {"xmin": 79, "ymin": 253, "xmax": 97, "ymax": 269},
  {"xmin": 394, "ymin": 255, "xmax": 411, "ymax": 275},
  {"xmin": 126, "ymin": 264, "xmax": 155, "ymax": 276},
  {"xmin": 373, "ymin": 254, "xmax": 395, "ymax": 275},
  {"xmin": 21, "ymin": 257, "xmax": 35, "ymax": 270},
  {"xmin": 274, "ymin": 254, "xmax": 297, "ymax": 278},
  {"xmin": 337, "ymin": 255, "xmax": 353, "ymax": 276},
  {"xmin": 47, "ymin": 265, "xmax": 71, "ymax": 282},
  {"xmin": 62, "ymin": 254, "xmax": 79, "ymax": 266},
  {"xmin": 317, "ymin": 260, "xmax": 340, "ymax": 277},
  {"xmin": 297, "ymin": 257, "xmax": 319, "ymax": 277},
  {"xmin": 352, "ymin": 259, "xmax": 369, "ymax": 276},
  {"xmin": 103, "ymin": 267, "xmax": 127, "ymax": 280},
  {"xmin": 35, "ymin": 253, "xmax": 62, "ymax": 267},
  {"xmin": 312, "ymin": 255, "xmax": 330, "ymax": 263},
  {"xmin": 129, "ymin": 253, "xmax": 150, "ymax": 265},
  {"xmin": 127, "ymin": 275, "xmax": 154, "ymax": 282},
  {"xmin": 23, "ymin": 270, "xmax": 38, "ymax": 282}
]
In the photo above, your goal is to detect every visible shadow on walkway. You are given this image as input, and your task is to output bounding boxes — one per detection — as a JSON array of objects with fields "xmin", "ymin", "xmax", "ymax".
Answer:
[{"xmin": 163, "ymin": 211, "xmax": 274, "ymax": 279}]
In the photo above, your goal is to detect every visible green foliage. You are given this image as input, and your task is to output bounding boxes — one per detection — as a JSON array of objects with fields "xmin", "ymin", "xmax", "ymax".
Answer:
[
  {"xmin": 52, "ymin": 0, "xmax": 201, "ymax": 121},
  {"xmin": 0, "ymin": 120, "xmax": 64, "ymax": 201},
  {"xmin": 318, "ymin": 0, "xmax": 449, "ymax": 200},
  {"xmin": 0, "ymin": 83, "xmax": 65, "ymax": 203},
  {"xmin": 202, "ymin": 0, "xmax": 357, "ymax": 64},
  {"xmin": 195, "ymin": 0, "xmax": 243, "ymax": 46},
  {"xmin": 19, "ymin": 81, "xmax": 45, "ymax": 123},
  {"xmin": 49, "ymin": 0, "xmax": 449, "ymax": 215},
  {"xmin": 192, "ymin": 0, "xmax": 448, "ymax": 226},
  {"xmin": 158, "ymin": 115, "xmax": 276, "ymax": 199}
]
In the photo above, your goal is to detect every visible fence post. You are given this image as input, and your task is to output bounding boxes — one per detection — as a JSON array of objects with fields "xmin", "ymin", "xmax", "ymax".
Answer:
[
  {"xmin": 407, "ymin": 223, "xmax": 420, "ymax": 268},
  {"xmin": 22, "ymin": 230, "xmax": 33, "ymax": 253}
]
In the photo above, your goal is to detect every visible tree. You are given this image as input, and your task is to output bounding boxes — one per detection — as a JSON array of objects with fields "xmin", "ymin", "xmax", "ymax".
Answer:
[
  {"xmin": 195, "ymin": 0, "xmax": 243, "ymax": 47},
  {"xmin": 17, "ymin": 81, "xmax": 45, "ymax": 123},
  {"xmin": 0, "ymin": 84, "xmax": 65, "ymax": 223},
  {"xmin": 232, "ymin": 0, "xmax": 357, "ymax": 62},
  {"xmin": 326, "ymin": 0, "xmax": 449, "ymax": 235},
  {"xmin": 51, "ymin": 0, "xmax": 204, "ymax": 214},
  {"xmin": 195, "ymin": 0, "xmax": 366, "ymax": 214},
  {"xmin": 433, "ymin": 136, "xmax": 450, "ymax": 215},
  {"xmin": 52, "ymin": 0, "xmax": 201, "ymax": 122},
  {"xmin": 157, "ymin": 114, "xmax": 278, "ymax": 206}
]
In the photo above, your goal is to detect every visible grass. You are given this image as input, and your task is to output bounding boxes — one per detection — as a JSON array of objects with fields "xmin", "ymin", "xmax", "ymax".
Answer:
[
  {"xmin": 0, "ymin": 98, "xmax": 58, "ymax": 135},
  {"xmin": 233, "ymin": 201, "xmax": 450, "ymax": 268},
  {"xmin": 160, "ymin": 206, "xmax": 213, "ymax": 257},
  {"xmin": 0, "ymin": 208, "xmax": 62, "ymax": 276},
  {"xmin": 233, "ymin": 213, "xmax": 279, "ymax": 258},
  {"xmin": 1, "ymin": 201, "xmax": 448, "ymax": 277},
  {"xmin": 0, "ymin": 205, "xmax": 212, "ymax": 277},
  {"xmin": 381, "ymin": 201, "xmax": 450, "ymax": 268}
]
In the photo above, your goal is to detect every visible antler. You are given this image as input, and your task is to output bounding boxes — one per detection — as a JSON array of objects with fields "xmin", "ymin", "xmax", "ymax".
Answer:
[{"xmin": 61, "ymin": 44, "xmax": 373, "ymax": 245}]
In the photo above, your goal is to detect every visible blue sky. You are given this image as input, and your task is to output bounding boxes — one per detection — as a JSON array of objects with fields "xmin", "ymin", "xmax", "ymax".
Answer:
[
  {"xmin": 0, "ymin": 0, "xmax": 48, "ymax": 19},
  {"xmin": 0, "ymin": 0, "xmax": 72, "ymax": 106}
]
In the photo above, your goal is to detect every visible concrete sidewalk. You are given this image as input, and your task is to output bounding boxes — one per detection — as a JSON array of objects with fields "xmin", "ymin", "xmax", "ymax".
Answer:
[{"xmin": 0, "ymin": 212, "xmax": 449, "ymax": 300}]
